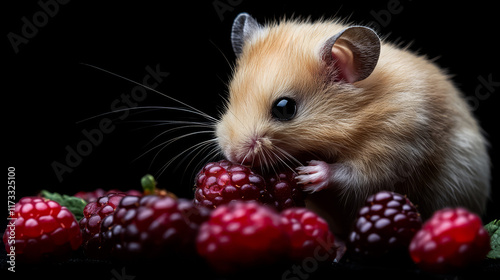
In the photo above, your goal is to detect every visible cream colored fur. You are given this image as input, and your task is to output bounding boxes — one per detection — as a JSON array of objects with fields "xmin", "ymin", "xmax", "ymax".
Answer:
[{"xmin": 216, "ymin": 18, "xmax": 490, "ymax": 234}]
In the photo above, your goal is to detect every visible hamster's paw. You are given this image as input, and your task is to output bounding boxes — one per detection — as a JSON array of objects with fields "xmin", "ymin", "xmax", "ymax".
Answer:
[{"xmin": 296, "ymin": 160, "xmax": 332, "ymax": 193}]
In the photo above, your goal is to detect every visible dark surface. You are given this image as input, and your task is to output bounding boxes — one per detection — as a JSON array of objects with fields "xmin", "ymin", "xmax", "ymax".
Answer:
[
  {"xmin": 4, "ymin": 0, "xmax": 499, "ymax": 278},
  {"xmin": 1, "ymin": 245, "xmax": 499, "ymax": 280}
]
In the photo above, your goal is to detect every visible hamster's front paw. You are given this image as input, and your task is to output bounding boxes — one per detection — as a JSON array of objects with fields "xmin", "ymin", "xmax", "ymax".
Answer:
[{"xmin": 296, "ymin": 160, "xmax": 333, "ymax": 193}]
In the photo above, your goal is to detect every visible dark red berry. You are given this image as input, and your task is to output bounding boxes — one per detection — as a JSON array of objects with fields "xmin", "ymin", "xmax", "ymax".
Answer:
[
  {"xmin": 79, "ymin": 193, "xmax": 128, "ymax": 257},
  {"xmin": 2, "ymin": 197, "xmax": 82, "ymax": 262},
  {"xmin": 409, "ymin": 207, "xmax": 490, "ymax": 273},
  {"xmin": 348, "ymin": 191, "xmax": 422, "ymax": 258},
  {"xmin": 75, "ymin": 189, "xmax": 142, "ymax": 203},
  {"xmin": 265, "ymin": 170, "xmax": 305, "ymax": 211},
  {"xmin": 280, "ymin": 208, "xmax": 336, "ymax": 262},
  {"xmin": 196, "ymin": 201, "xmax": 290, "ymax": 273},
  {"xmin": 194, "ymin": 160, "xmax": 271, "ymax": 208},
  {"xmin": 100, "ymin": 195, "xmax": 210, "ymax": 260}
]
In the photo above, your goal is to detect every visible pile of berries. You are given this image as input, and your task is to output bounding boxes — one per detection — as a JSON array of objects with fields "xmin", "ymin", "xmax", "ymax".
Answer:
[
  {"xmin": 3, "ymin": 160, "xmax": 493, "ymax": 276},
  {"xmin": 196, "ymin": 201, "xmax": 337, "ymax": 273},
  {"xmin": 347, "ymin": 191, "xmax": 491, "ymax": 273}
]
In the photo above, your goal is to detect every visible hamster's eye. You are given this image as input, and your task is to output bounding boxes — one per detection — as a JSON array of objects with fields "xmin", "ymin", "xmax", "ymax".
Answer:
[{"xmin": 271, "ymin": 97, "xmax": 297, "ymax": 121}]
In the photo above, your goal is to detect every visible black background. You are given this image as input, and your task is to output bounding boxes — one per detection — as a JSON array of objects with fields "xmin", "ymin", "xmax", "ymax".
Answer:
[{"xmin": 4, "ymin": 0, "xmax": 499, "ymax": 274}]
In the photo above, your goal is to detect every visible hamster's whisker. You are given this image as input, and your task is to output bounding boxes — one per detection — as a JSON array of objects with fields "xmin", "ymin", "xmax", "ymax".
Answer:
[
  {"xmin": 272, "ymin": 150, "xmax": 297, "ymax": 173},
  {"xmin": 156, "ymin": 138, "xmax": 218, "ymax": 178},
  {"xmin": 183, "ymin": 140, "xmax": 220, "ymax": 171},
  {"xmin": 270, "ymin": 141, "xmax": 303, "ymax": 166},
  {"xmin": 265, "ymin": 154, "xmax": 280, "ymax": 178},
  {"xmin": 208, "ymin": 40, "xmax": 235, "ymax": 74},
  {"xmin": 273, "ymin": 146, "xmax": 302, "ymax": 168},
  {"xmin": 239, "ymin": 149, "xmax": 252, "ymax": 166},
  {"xmin": 129, "ymin": 120, "xmax": 215, "ymax": 127},
  {"xmin": 194, "ymin": 141, "xmax": 223, "ymax": 169},
  {"xmin": 151, "ymin": 130, "xmax": 215, "ymax": 164},
  {"xmin": 260, "ymin": 147, "xmax": 275, "ymax": 174},
  {"xmin": 77, "ymin": 106, "xmax": 216, "ymax": 124},
  {"xmin": 256, "ymin": 149, "xmax": 266, "ymax": 175},
  {"xmin": 138, "ymin": 123, "xmax": 214, "ymax": 145},
  {"xmin": 131, "ymin": 123, "xmax": 214, "ymax": 140},
  {"xmin": 133, "ymin": 130, "xmax": 214, "ymax": 165},
  {"xmin": 271, "ymin": 148, "xmax": 298, "ymax": 174},
  {"xmin": 169, "ymin": 139, "xmax": 220, "ymax": 181},
  {"xmin": 186, "ymin": 142, "xmax": 224, "ymax": 183},
  {"xmin": 81, "ymin": 63, "xmax": 217, "ymax": 123}
]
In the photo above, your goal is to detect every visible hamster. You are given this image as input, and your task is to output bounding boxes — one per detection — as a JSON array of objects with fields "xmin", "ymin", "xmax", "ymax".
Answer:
[{"xmin": 215, "ymin": 13, "xmax": 491, "ymax": 235}]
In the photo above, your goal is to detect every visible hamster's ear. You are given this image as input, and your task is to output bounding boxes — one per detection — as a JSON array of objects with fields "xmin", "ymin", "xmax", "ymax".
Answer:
[
  {"xmin": 321, "ymin": 26, "xmax": 380, "ymax": 83},
  {"xmin": 231, "ymin": 13, "xmax": 262, "ymax": 56}
]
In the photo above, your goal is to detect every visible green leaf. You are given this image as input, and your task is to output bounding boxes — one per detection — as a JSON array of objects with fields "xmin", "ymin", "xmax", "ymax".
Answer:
[
  {"xmin": 40, "ymin": 190, "xmax": 87, "ymax": 221},
  {"xmin": 484, "ymin": 219, "xmax": 500, "ymax": 259}
]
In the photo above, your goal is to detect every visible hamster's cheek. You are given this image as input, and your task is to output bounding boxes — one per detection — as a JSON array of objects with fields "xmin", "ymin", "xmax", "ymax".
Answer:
[{"xmin": 215, "ymin": 125, "xmax": 231, "ymax": 155}]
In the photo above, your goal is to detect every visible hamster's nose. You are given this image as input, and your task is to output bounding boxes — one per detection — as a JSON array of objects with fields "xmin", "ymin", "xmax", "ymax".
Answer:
[{"xmin": 239, "ymin": 136, "xmax": 272, "ymax": 167}]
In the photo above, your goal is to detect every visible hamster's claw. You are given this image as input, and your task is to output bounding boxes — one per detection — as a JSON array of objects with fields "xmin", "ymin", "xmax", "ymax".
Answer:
[{"xmin": 295, "ymin": 160, "xmax": 331, "ymax": 193}]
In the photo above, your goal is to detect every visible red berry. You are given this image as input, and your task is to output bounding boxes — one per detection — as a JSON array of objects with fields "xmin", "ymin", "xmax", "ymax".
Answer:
[
  {"xmin": 280, "ymin": 208, "xmax": 336, "ymax": 262},
  {"xmin": 194, "ymin": 160, "xmax": 271, "ymax": 208},
  {"xmin": 2, "ymin": 197, "xmax": 82, "ymax": 262},
  {"xmin": 79, "ymin": 192, "xmax": 128, "ymax": 257},
  {"xmin": 265, "ymin": 170, "xmax": 305, "ymax": 211},
  {"xmin": 100, "ymin": 195, "xmax": 210, "ymax": 260},
  {"xmin": 348, "ymin": 191, "xmax": 422, "ymax": 258},
  {"xmin": 196, "ymin": 201, "xmax": 290, "ymax": 273},
  {"xmin": 409, "ymin": 207, "xmax": 491, "ymax": 273}
]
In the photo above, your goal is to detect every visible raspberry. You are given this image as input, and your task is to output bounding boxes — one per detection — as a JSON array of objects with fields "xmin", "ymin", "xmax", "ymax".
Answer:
[
  {"xmin": 265, "ymin": 170, "xmax": 305, "ymax": 211},
  {"xmin": 2, "ymin": 197, "xmax": 82, "ymax": 262},
  {"xmin": 280, "ymin": 208, "xmax": 336, "ymax": 262},
  {"xmin": 196, "ymin": 201, "xmax": 290, "ymax": 273},
  {"xmin": 409, "ymin": 207, "xmax": 491, "ymax": 273},
  {"xmin": 79, "ymin": 192, "xmax": 127, "ymax": 257},
  {"xmin": 75, "ymin": 188, "xmax": 142, "ymax": 203},
  {"xmin": 194, "ymin": 160, "xmax": 271, "ymax": 208},
  {"xmin": 100, "ymin": 195, "xmax": 210, "ymax": 260},
  {"xmin": 348, "ymin": 191, "xmax": 422, "ymax": 258}
]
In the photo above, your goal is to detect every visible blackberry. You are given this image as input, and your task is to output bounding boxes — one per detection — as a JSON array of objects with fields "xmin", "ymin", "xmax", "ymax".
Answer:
[
  {"xmin": 75, "ymin": 188, "xmax": 142, "ymax": 203},
  {"xmin": 79, "ymin": 192, "xmax": 128, "ymax": 257},
  {"xmin": 280, "ymin": 208, "xmax": 336, "ymax": 262},
  {"xmin": 348, "ymin": 191, "xmax": 422, "ymax": 258},
  {"xmin": 265, "ymin": 170, "xmax": 305, "ymax": 211},
  {"xmin": 194, "ymin": 160, "xmax": 271, "ymax": 208},
  {"xmin": 100, "ymin": 195, "xmax": 210, "ymax": 260}
]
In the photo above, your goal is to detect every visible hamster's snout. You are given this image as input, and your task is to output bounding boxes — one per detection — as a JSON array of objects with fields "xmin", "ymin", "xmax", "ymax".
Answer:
[
  {"xmin": 216, "ymin": 119, "xmax": 274, "ymax": 167},
  {"xmin": 229, "ymin": 136, "xmax": 273, "ymax": 167},
  {"xmin": 239, "ymin": 136, "xmax": 273, "ymax": 165},
  {"xmin": 215, "ymin": 110, "xmax": 278, "ymax": 167}
]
